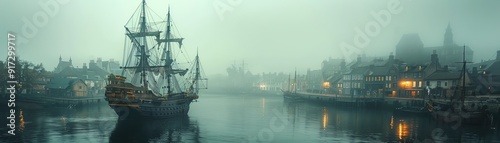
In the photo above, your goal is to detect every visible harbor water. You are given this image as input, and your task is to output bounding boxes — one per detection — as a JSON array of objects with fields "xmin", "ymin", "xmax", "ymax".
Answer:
[{"xmin": 1, "ymin": 93, "xmax": 499, "ymax": 143}]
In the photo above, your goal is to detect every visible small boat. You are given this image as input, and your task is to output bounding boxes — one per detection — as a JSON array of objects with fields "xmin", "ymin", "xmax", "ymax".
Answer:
[
  {"xmin": 427, "ymin": 45, "xmax": 490, "ymax": 125},
  {"xmin": 393, "ymin": 106, "xmax": 430, "ymax": 116},
  {"xmin": 282, "ymin": 70, "xmax": 302, "ymax": 100}
]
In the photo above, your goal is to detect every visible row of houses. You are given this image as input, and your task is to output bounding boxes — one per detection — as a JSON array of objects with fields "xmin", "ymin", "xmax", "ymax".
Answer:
[
  {"xmin": 31, "ymin": 57, "xmax": 121, "ymax": 97},
  {"xmin": 296, "ymin": 24, "xmax": 500, "ymax": 98},
  {"xmin": 314, "ymin": 50, "xmax": 500, "ymax": 99}
]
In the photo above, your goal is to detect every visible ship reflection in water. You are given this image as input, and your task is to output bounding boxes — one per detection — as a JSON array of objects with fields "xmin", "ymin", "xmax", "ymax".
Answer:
[
  {"xmin": 1, "ymin": 93, "xmax": 499, "ymax": 142},
  {"xmin": 109, "ymin": 116, "xmax": 199, "ymax": 143}
]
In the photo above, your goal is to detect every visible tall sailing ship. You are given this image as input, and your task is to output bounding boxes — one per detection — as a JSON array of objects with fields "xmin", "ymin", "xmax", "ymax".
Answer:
[
  {"xmin": 105, "ymin": 0, "xmax": 207, "ymax": 119},
  {"xmin": 427, "ymin": 46, "xmax": 489, "ymax": 125}
]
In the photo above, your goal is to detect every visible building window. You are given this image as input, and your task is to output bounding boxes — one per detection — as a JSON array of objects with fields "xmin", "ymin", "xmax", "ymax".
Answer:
[
  {"xmin": 412, "ymin": 81, "xmax": 416, "ymax": 88},
  {"xmin": 418, "ymin": 66, "xmax": 422, "ymax": 71},
  {"xmin": 405, "ymin": 66, "xmax": 408, "ymax": 71},
  {"xmin": 404, "ymin": 73, "xmax": 408, "ymax": 78},
  {"xmin": 444, "ymin": 81, "xmax": 448, "ymax": 87},
  {"xmin": 437, "ymin": 81, "xmax": 441, "ymax": 87},
  {"xmin": 418, "ymin": 81, "xmax": 422, "ymax": 88},
  {"xmin": 79, "ymin": 86, "xmax": 82, "ymax": 89}
]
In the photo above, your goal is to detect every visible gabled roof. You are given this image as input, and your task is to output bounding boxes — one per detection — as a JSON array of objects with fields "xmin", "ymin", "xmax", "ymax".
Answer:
[
  {"xmin": 367, "ymin": 66, "xmax": 391, "ymax": 76},
  {"xmin": 485, "ymin": 61, "xmax": 500, "ymax": 75},
  {"xmin": 425, "ymin": 71, "xmax": 461, "ymax": 80},
  {"xmin": 47, "ymin": 78, "xmax": 72, "ymax": 89},
  {"xmin": 348, "ymin": 67, "xmax": 370, "ymax": 75},
  {"xmin": 54, "ymin": 61, "xmax": 73, "ymax": 73}
]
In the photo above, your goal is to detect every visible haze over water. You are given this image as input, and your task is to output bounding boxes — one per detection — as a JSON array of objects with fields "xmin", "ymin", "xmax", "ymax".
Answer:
[{"xmin": 1, "ymin": 93, "xmax": 499, "ymax": 143}]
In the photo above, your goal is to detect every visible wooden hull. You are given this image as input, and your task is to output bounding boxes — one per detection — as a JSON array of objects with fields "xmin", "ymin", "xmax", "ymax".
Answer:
[
  {"xmin": 393, "ymin": 106, "xmax": 430, "ymax": 116},
  {"xmin": 107, "ymin": 97, "xmax": 194, "ymax": 119},
  {"xmin": 282, "ymin": 91, "xmax": 301, "ymax": 100},
  {"xmin": 431, "ymin": 109, "xmax": 487, "ymax": 125}
]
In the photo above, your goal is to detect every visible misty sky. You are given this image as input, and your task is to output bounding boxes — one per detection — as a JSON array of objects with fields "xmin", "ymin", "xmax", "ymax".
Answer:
[{"xmin": 2, "ymin": 0, "xmax": 500, "ymax": 76}]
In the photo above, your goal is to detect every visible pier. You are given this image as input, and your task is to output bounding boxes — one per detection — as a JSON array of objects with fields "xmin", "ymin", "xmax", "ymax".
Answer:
[
  {"xmin": 289, "ymin": 92, "xmax": 433, "ymax": 108},
  {"xmin": 18, "ymin": 95, "xmax": 103, "ymax": 108}
]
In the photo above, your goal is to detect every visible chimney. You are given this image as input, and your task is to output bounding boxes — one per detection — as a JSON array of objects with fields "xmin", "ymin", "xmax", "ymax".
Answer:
[
  {"xmin": 497, "ymin": 50, "xmax": 500, "ymax": 61},
  {"xmin": 389, "ymin": 52, "xmax": 394, "ymax": 61},
  {"xmin": 431, "ymin": 50, "xmax": 438, "ymax": 63},
  {"xmin": 340, "ymin": 59, "xmax": 346, "ymax": 70}
]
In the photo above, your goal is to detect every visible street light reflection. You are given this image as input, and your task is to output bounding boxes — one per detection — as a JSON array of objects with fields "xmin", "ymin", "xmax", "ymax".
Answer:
[{"xmin": 322, "ymin": 107, "xmax": 328, "ymax": 130}]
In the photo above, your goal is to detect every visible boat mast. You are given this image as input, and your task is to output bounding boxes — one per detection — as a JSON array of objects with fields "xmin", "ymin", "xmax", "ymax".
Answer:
[
  {"xmin": 139, "ymin": 0, "xmax": 148, "ymax": 89},
  {"xmin": 460, "ymin": 45, "xmax": 467, "ymax": 106},
  {"xmin": 165, "ymin": 7, "xmax": 173, "ymax": 95},
  {"xmin": 294, "ymin": 69, "xmax": 297, "ymax": 93},
  {"xmin": 195, "ymin": 50, "xmax": 200, "ymax": 94},
  {"xmin": 288, "ymin": 74, "xmax": 291, "ymax": 92}
]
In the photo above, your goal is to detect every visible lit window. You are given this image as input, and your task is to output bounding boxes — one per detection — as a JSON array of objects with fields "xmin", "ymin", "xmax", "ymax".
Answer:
[
  {"xmin": 412, "ymin": 81, "xmax": 416, "ymax": 87},
  {"xmin": 418, "ymin": 81, "xmax": 422, "ymax": 87}
]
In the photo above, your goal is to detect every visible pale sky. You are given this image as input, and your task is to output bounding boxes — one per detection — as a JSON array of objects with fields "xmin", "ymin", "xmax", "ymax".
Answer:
[{"xmin": 2, "ymin": 0, "xmax": 500, "ymax": 76}]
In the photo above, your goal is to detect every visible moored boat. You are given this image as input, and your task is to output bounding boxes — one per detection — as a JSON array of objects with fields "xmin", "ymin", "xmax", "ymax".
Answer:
[{"xmin": 104, "ymin": 0, "xmax": 207, "ymax": 119}]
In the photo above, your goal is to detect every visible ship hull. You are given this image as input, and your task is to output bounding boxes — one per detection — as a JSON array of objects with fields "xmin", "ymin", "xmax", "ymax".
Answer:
[
  {"xmin": 108, "ymin": 98, "xmax": 193, "ymax": 119},
  {"xmin": 431, "ymin": 109, "xmax": 487, "ymax": 125}
]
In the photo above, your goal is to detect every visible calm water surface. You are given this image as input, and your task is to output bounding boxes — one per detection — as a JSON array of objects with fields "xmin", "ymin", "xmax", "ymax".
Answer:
[{"xmin": 1, "ymin": 93, "xmax": 499, "ymax": 143}]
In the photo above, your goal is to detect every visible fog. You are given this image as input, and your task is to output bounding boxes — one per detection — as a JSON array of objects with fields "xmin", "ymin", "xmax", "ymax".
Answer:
[{"xmin": 1, "ymin": 0, "xmax": 500, "ymax": 76}]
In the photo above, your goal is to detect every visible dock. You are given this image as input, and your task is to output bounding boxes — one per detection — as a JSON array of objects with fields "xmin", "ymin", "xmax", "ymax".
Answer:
[
  {"xmin": 18, "ymin": 94, "xmax": 103, "ymax": 108},
  {"xmin": 288, "ymin": 92, "xmax": 429, "ymax": 108}
]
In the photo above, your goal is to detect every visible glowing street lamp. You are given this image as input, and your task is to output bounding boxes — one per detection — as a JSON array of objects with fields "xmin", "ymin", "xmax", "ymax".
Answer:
[{"xmin": 322, "ymin": 81, "xmax": 331, "ymax": 89}]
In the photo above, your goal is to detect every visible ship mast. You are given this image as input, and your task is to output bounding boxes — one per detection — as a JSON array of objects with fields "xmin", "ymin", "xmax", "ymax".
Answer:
[
  {"xmin": 165, "ymin": 7, "xmax": 173, "ymax": 95},
  {"xmin": 140, "ymin": 0, "xmax": 148, "ymax": 89},
  {"xmin": 156, "ymin": 6, "xmax": 186, "ymax": 96},
  {"xmin": 195, "ymin": 50, "xmax": 200, "ymax": 94},
  {"xmin": 460, "ymin": 45, "xmax": 468, "ymax": 107}
]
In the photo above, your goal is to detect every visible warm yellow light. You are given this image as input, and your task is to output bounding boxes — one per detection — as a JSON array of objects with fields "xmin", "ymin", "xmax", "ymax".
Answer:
[
  {"xmin": 398, "ymin": 120, "xmax": 408, "ymax": 140},
  {"xmin": 400, "ymin": 81, "xmax": 411, "ymax": 88},
  {"xmin": 322, "ymin": 107, "xmax": 328, "ymax": 130},
  {"xmin": 259, "ymin": 83, "xmax": 266, "ymax": 90},
  {"xmin": 322, "ymin": 82, "xmax": 330, "ymax": 88},
  {"xmin": 390, "ymin": 116, "xmax": 394, "ymax": 129}
]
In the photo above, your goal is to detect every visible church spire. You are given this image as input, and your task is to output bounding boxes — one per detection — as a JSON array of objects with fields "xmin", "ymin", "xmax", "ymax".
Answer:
[
  {"xmin": 444, "ymin": 22, "xmax": 453, "ymax": 46},
  {"xmin": 59, "ymin": 55, "xmax": 62, "ymax": 62}
]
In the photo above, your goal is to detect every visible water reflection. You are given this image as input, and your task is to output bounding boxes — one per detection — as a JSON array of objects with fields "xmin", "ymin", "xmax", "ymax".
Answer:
[
  {"xmin": 19, "ymin": 110, "xmax": 25, "ymax": 133},
  {"xmin": 109, "ymin": 116, "xmax": 200, "ymax": 143},
  {"xmin": 322, "ymin": 107, "xmax": 328, "ymax": 130},
  {"xmin": 398, "ymin": 120, "xmax": 408, "ymax": 140}
]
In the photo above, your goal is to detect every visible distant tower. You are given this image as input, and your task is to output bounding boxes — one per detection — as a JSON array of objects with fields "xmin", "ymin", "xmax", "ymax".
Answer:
[
  {"xmin": 59, "ymin": 55, "xmax": 62, "ymax": 62},
  {"xmin": 444, "ymin": 23, "xmax": 453, "ymax": 46},
  {"xmin": 70, "ymin": 57, "xmax": 72, "ymax": 64}
]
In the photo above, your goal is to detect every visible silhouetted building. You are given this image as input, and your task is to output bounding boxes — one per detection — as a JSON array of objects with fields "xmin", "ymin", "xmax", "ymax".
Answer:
[
  {"xmin": 54, "ymin": 56, "xmax": 73, "ymax": 73},
  {"xmin": 395, "ymin": 24, "xmax": 473, "ymax": 67},
  {"xmin": 396, "ymin": 34, "xmax": 424, "ymax": 65}
]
